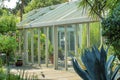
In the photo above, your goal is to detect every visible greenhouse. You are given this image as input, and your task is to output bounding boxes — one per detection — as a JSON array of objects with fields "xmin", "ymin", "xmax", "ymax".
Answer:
[{"xmin": 17, "ymin": 1, "xmax": 100, "ymax": 70}]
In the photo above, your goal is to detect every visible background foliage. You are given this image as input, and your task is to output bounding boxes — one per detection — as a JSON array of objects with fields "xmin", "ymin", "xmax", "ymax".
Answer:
[
  {"xmin": 0, "ymin": 15, "xmax": 16, "ymax": 34},
  {"xmin": 79, "ymin": 0, "xmax": 120, "ymax": 59},
  {"xmin": 24, "ymin": 0, "xmax": 68, "ymax": 13},
  {"xmin": 0, "ymin": 35, "xmax": 17, "ymax": 54},
  {"xmin": 102, "ymin": 2, "xmax": 120, "ymax": 58},
  {"xmin": 82, "ymin": 22, "xmax": 100, "ymax": 49}
]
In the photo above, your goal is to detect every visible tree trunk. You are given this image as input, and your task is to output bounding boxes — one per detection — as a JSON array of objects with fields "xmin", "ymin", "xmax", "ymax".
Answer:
[
  {"xmin": 6, "ymin": 52, "xmax": 10, "ymax": 80},
  {"xmin": 20, "ymin": 0, "xmax": 24, "ymax": 21}
]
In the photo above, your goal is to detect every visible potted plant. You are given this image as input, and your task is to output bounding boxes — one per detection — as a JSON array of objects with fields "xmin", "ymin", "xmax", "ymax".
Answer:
[
  {"xmin": 49, "ymin": 44, "xmax": 54, "ymax": 64},
  {"xmin": 15, "ymin": 58, "xmax": 23, "ymax": 66},
  {"xmin": 58, "ymin": 48, "xmax": 64, "ymax": 60},
  {"xmin": 49, "ymin": 53, "xmax": 54, "ymax": 64}
]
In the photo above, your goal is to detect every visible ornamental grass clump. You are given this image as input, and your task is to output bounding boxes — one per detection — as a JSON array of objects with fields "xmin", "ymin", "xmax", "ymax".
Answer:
[{"xmin": 72, "ymin": 46, "xmax": 120, "ymax": 80}]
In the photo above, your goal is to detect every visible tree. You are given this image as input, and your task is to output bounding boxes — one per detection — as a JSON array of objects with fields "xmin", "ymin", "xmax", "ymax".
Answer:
[
  {"xmin": 0, "ymin": 2, "xmax": 18, "ymax": 63},
  {"xmin": 0, "ymin": 34, "xmax": 18, "ymax": 79},
  {"xmin": 0, "ymin": 15, "xmax": 17, "ymax": 34},
  {"xmin": 79, "ymin": 0, "xmax": 120, "ymax": 59},
  {"xmin": 0, "ymin": 0, "xmax": 10, "ymax": 8},
  {"xmin": 79, "ymin": 0, "xmax": 119, "ymax": 20},
  {"xmin": 102, "ymin": 2, "xmax": 120, "ymax": 59},
  {"xmin": 0, "ymin": 35, "xmax": 17, "ymax": 56},
  {"xmin": 0, "ymin": 8, "xmax": 9, "ymax": 16}
]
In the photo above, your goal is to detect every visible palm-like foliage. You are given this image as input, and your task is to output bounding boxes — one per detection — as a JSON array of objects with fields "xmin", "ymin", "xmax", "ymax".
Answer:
[
  {"xmin": 79, "ymin": 0, "xmax": 120, "ymax": 60},
  {"xmin": 72, "ymin": 46, "xmax": 120, "ymax": 80},
  {"xmin": 78, "ymin": 0, "xmax": 119, "ymax": 20}
]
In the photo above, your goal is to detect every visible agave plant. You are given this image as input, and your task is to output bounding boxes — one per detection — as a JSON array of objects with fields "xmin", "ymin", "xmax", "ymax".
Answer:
[{"xmin": 72, "ymin": 46, "xmax": 120, "ymax": 80}]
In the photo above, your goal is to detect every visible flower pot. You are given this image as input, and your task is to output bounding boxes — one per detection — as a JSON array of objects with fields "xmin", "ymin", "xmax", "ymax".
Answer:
[
  {"xmin": 49, "ymin": 56, "xmax": 54, "ymax": 64},
  {"xmin": 15, "ymin": 59, "xmax": 23, "ymax": 66}
]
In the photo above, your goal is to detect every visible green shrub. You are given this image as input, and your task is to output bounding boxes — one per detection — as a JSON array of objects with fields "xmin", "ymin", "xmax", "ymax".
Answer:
[
  {"xmin": 0, "ymin": 58, "xmax": 2, "ymax": 67},
  {"xmin": 102, "ymin": 2, "xmax": 120, "ymax": 59},
  {"xmin": 0, "ymin": 35, "xmax": 18, "ymax": 66},
  {"xmin": 0, "ymin": 35, "xmax": 18, "ymax": 54},
  {"xmin": 0, "ymin": 66, "xmax": 6, "ymax": 80},
  {"xmin": 0, "ymin": 68, "xmax": 39, "ymax": 80},
  {"xmin": 0, "ymin": 15, "xmax": 16, "ymax": 34}
]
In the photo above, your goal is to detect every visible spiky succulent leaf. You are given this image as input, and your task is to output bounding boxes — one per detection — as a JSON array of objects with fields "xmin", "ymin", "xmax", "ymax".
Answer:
[
  {"xmin": 100, "ymin": 46, "xmax": 107, "ymax": 66},
  {"xmin": 93, "ymin": 46, "xmax": 107, "ymax": 80},
  {"xmin": 91, "ymin": 46, "xmax": 106, "ymax": 80},
  {"xmin": 73, "ymin": 46, "xmax": 120, "ymax": 80},
  {"xmin": 111, "ymin": 65, "xmax": 120, "ymax": 80},
  {"xmin": 106, "ymin": 55, "xmax": 115, "ymax": 78},
  {"xmin": 72, "ymin": 58, "xmax": 91, "ymax": 80},
  {"xmin": 81, "ymin": 49, "xmax": 97, "ymax": 80},
  {"xmin": 92, "ymin": 46, "xmax": 100, "ymax": 61},
  {"xmin": 100, "ymin": 46, "xmax": 107, "ymax": 80},
  {"xmin": 106, "ymin": 55, "xmax": 115, "ymax": 70}
]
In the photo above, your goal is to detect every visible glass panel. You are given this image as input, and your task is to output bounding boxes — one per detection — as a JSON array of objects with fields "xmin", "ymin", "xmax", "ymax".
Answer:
[
  {"xmin": 30, "ymin": 1, "xmax": 78, "ymax": 24},
  {"xmin": 18, "ymin": 4, "xmax": 59, "ymax": 26},
  {"xmin": 19, "ymin": 1, "xmax": 90, "ymax": 28}
]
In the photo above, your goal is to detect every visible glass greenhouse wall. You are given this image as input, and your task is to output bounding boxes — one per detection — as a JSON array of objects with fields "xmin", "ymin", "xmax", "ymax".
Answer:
[{"xmin": 17, "ymin": 1, "xmax": 100, "ymax": 70}]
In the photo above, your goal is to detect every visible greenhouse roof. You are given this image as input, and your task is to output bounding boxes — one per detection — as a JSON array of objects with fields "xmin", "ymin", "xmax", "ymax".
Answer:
[{"xmin": 17, "ymin": 1, "xmax": 99, "ymax": 29}]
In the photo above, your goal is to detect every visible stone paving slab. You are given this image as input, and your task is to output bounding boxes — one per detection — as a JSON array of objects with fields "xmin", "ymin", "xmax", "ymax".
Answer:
[{"xmin": 10, "ymin": 65, "xmax": 82, "ymax": 80}]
